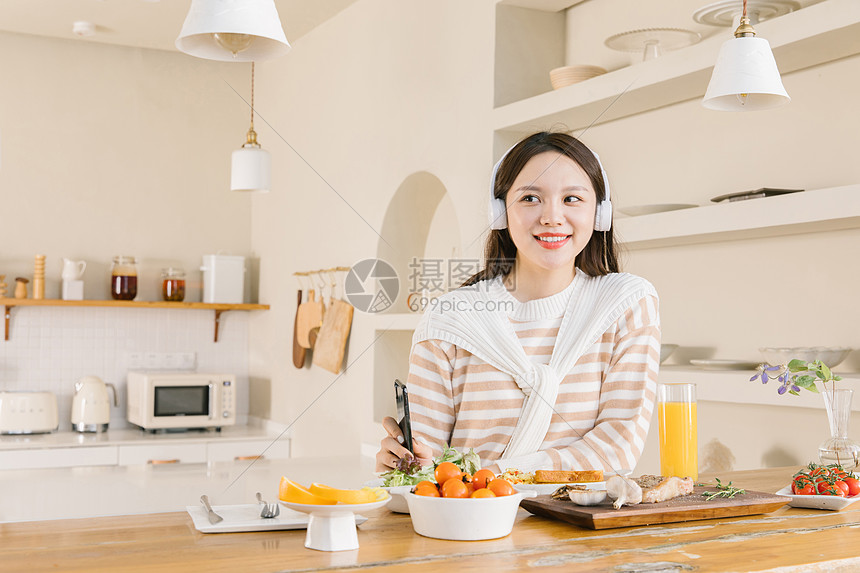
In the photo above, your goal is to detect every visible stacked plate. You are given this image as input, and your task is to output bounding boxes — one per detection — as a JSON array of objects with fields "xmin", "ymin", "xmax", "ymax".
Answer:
[{"xmin": 549, "ymin": 65, "xmax": 607, "ymax": 90}]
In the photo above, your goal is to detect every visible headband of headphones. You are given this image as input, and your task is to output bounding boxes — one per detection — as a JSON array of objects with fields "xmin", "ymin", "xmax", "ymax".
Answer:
[{"xmin": 488, "ymin": 139, "xmax": 612, "ymax": 232}]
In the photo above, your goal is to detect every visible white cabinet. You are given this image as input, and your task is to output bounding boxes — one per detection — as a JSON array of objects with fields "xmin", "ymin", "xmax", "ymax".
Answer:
[
  {"xmin": 207, "ymin": 438, "xmax": 291, "ymax": 462},
  {"xmin": 0, "ymin": 446, "xmax": 117, "ymax": 470},
  {"xmin": 118, "ymin": 443, "xmax": 207, "ymax": 466}
]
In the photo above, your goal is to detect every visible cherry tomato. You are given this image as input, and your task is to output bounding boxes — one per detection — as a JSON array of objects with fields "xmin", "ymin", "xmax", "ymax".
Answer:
[
  {"xmin": 472, "ymin": 469, "xmax": 496, "ymax": 490},
  {"xmin": 487, "ymin": 478, "xmax": 515, "ymax": 497},
  {"xmin": 793, "ymin": 479, "xmax": 816, "ymax": 496},
  {"xmin": 440, "ymin": 477, "xmax": 469, "ymax": 498},
  {"xmin": 817, "ymin": 482, "xmax": 845, "ymax": 496},
  {"xmin": 843, "ymin": 477, "xmax": 860, "ymax": 497},
  {"xmin": 435, "ymin": 462, "xmax": 462, "ymax": 486},
  {"xmin": 835, "ymin": 480, "xmax": 850, "ymax": 496},
  {"xmin": 471, "ymin": 488, "xmax": 497, "ymax": 498},
  {"xmin": 414, "ymin": 483, "xmax": 441, "ymax": 497},
  {"xmin": 414, "ymin": 480, "xmax": 438, "ymax": 490}
]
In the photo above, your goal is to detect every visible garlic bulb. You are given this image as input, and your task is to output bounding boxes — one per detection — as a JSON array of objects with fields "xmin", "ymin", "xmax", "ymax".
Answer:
[
  {"xmin": 567, "ymin": 489, "xmax": 608, "ymax": 506},
  {"xmin": 606, "ymin": 475, "xmax": 642, "ymax": 509}
]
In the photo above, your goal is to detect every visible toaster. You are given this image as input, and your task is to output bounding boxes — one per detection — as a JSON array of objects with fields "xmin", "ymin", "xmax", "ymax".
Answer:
[{"xmin": 0, "ymin": 391, "xmax": 59, "ymax": 434}]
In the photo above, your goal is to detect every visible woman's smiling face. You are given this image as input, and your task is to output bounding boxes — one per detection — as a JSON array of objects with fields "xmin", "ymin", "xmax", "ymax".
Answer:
[{"xmin": 505, "ymin": 151, "xmax": 597, "ymax": 275}]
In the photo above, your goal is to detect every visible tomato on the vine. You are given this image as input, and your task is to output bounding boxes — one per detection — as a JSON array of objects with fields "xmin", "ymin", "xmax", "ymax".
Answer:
[
  {"xmin": 835, "ymin": 480, "xmax": 850, "ymax": 496},
  {"xmin": 792, "ymin": 477, "xmax": 815, "ymax": 496},
  {"xmin": 843, "ymin": 477, "xmax": 860, "ymax": 497},
  {"xmin": 817, "ymin": 482, "xmax": 845, "ymax": 496}
]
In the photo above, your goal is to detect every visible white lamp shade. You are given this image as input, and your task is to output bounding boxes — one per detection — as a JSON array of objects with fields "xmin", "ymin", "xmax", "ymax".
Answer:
[
  {"xmin": 703, "ymin": 36, "xmax": 790, "ymax": 111},
  {"xmin": 231, "ymin": 146, "xmax": 271, "ymax": 192},
  {"xmin": 176, "ymin": 0, "xmax": 291, "ymax": 62}
]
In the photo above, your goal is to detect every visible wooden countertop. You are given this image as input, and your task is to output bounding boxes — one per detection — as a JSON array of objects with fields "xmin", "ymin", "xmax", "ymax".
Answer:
[{"xmin": 4, "ymin": 466, "xmax": 860, "ymax": 573}]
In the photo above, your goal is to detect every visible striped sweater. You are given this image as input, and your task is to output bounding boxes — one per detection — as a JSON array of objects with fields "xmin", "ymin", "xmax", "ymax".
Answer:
[{"xmin": 407, "ymin": 273, "xmax": 660, "ymax": 473}]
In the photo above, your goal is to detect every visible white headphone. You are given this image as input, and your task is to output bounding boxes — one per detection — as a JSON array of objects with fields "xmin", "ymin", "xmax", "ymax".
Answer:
[{"xmin": 488, "ymin": 141, "xmax": 613, "ymax": 232}]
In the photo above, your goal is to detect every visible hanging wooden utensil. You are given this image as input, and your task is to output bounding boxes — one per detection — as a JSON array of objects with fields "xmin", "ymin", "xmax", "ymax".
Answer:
[
  {"xmin": 313, "ymin": 270, "xmax": 355, "ymax": 374},
  {"xmin": 292, "ymin": 289, "xmax": 307, "ymax": 368},
  {"xmin": 296, "ymin": 273, "xmax": 325, "ymax": 349}
]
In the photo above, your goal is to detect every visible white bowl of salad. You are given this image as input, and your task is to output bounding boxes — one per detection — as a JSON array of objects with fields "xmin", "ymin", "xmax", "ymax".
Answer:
[{"xmin": 369, "ymin": 445, "xmax": 481, "ymax": 514}]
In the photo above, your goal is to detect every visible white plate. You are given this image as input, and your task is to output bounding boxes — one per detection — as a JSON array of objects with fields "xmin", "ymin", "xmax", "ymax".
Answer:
[
  {"xmin": 364, "ymin": 479, "xmax": 412, "ymax": 513},
  {"xmin": 514, "ymin": 482, "xmax": 604, "ymax": 495},
  {"xmin": 617, "ymin": 204, "xmax": 698, "ymax": 217},
  {"xmin": 512, "ymin": 468, "xmax": 631, "ymax": 495},
  {"xmin": 690, "ymin": 359, "xmax": 760, "ymax": 371},
  {"xmin": 279, "ymin": 494, "xmax": 390, "ymax": 551},
  {"xmin": 775, "ymin": 486, "xmax": 860, "ymax": 511},
  {"xmin": 185, "ymin": 503, "xmax": 369, "ymax": 534}
]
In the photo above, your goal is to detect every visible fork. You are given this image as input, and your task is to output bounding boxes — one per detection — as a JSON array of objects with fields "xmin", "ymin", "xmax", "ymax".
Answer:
[{"xmin": 256, "ymin": 492, "xmax": 280, "ymax": 518}]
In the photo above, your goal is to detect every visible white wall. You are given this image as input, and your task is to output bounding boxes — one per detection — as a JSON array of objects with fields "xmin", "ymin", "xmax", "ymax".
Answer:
[
  {"xmin": 3, "ymin": 0, "xmax": 856, "ymax": 473},
  {"xmin": 249, "ymin": 0, "xmax": 860, "ymax": 473},
  {"xmin": 0, "ymin": 32, "xmax": 255, "ymax": 422},
  {"xmin": 248, "ymin": 0, "xmax": 494, "ymax": 458}
]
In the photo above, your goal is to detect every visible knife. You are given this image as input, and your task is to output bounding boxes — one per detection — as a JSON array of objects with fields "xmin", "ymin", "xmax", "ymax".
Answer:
[{"xmin": 200, "ymin": 494, "xmax": 223, "ymax": 524}]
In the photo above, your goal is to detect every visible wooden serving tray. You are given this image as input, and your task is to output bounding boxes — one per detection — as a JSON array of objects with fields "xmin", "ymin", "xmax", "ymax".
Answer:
[{"xmin": 520, "ymin": 487, "xmax": 790, "ymax": 530}]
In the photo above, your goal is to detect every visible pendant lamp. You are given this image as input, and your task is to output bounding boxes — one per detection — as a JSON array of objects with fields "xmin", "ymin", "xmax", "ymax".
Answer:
[
  {"xmin": 702, "ymin": 0, "xmax": 789, "ymax": 111},
  {"xmin": 176, "ymin": 0, "xmax": 291, "ymax": 62},
  {"xmin": 231, "ymin": 62, "xmax": 270, "ymax": 193}
]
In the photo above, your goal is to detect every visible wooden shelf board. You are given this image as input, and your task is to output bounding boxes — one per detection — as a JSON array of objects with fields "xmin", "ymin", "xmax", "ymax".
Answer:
[
  {"xmin": 614, "ymin": 185, "xmax": 860, "ymax": 250},
  {"xmin": 660, "ymin": 365, "xmax": 860, "ymax": 411},
  {"xmin": 495, "ymin": 0, "xmax": 585, "ymax": 11},
  {"xmin": 1, "ymin": 299, "xmax": 269, "ymax": 342},
  {"xmin": 0, "ymin": 299, "xmax": 268, "ymax": 311},
  {"xmin": 493, "ymin": 0, "xmax": 860, "ymax": 133}
]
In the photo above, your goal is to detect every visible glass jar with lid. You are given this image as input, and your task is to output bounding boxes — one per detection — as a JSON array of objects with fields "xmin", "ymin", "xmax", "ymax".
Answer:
[
  {"xmin": 161, "ymin": 267, "xmax": 186, "ymax": 302},
  {"xmin": 110, "ymin": 256, "xmax": 138, "ymax": 301}
]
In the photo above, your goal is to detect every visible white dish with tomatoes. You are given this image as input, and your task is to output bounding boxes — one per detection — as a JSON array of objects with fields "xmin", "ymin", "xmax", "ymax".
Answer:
[{"xmin": 777, "ymin": 463, "xmax": 860, "ymax": 511}]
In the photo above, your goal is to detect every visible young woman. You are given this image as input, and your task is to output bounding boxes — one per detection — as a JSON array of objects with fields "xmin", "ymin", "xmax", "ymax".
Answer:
[{"xmin": 376, "ymin": 131, "xmax": 660, "ymax": 475}]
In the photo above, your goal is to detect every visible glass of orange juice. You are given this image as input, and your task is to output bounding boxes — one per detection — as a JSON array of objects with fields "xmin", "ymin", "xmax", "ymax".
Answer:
[{"xmin": 658, "ymin": 383, "xmax": 698, "ymax": 480}]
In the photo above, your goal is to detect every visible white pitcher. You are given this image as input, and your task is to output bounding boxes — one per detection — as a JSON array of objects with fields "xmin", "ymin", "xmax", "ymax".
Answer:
[{"xmin": 62, "ymin": 258, "xmax": 87, "ymax": 280}]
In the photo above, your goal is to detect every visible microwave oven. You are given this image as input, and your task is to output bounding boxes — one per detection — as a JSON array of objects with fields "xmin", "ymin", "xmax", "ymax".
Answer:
[{"xmin": 127, "ymin": 371, "xmax": 237, "ymax": 431}]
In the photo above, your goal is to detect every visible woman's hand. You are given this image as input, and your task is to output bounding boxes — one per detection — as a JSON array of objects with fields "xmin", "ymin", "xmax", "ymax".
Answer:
[{"xmin": 375, "ymin": 416, "xmax": 433, "ymax": 472}]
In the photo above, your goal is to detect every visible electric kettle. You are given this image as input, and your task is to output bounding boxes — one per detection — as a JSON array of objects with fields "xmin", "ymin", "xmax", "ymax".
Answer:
[{"xmin": 71, "ymin": 375, "xmax": 117, "ymax": 433}]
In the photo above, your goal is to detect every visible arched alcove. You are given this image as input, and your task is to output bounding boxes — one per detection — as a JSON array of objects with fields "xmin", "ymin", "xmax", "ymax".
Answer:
[
  {"xmin": 376, "ymin": 171, "xmax": 461, "ymax": 313},
  {"xmin": 372, "ymin": 171, "xmax": 461, "ymax": 422}
]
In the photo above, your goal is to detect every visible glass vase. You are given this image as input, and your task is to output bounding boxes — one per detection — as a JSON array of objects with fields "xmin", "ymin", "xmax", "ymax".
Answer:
[{"xmin": 818, "ymin": 389, "xmax": 860, "ymax": 469}]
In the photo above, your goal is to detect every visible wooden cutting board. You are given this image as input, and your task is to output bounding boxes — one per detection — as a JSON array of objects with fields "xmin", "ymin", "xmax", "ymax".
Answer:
[
  {"xmin": 292, "ymin": 290, "xmax": 306, "ymax": 368},
  {"xmin": 519, "ymin": 487, "xmax": 790, "ymax": 530},
  {"xmin": 296, "ymin": 290, "xmax": 324, "ymax": 349},
  {"xmin": 312, "ymin": 298, "xmax": 354, "ymax": 374}
]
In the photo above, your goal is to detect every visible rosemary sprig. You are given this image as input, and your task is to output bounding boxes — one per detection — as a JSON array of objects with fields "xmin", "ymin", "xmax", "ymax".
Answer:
[{"xmin": 702, "ymin": 478, "xmax": 746, "ymax": 500}]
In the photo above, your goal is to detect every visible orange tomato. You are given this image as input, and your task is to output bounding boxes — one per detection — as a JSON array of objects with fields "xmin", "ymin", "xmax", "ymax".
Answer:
[
  {"xmin": 471, "ymin": 488, "xmax": 497, "ymax": 498},
  {"xmin": 464, "ymin": 482, "xmax": 475, "ymax": 497},
  {"xmin": 414, "ymin": 483, "xmax": 441, "ymax": 497},
  {"xmin": 435, "ymin": 462, "xmax": 462, "ymax": 485},
  {"xmin": 472, "ymin": 469, "xmax": 496, "ymax": 490},
  {"xmin": 487, "ymin": 478, "xmax": 515, "ymax": 497},
  {"xmin": 414, "ymin": 480, "xmax": 438, "ymax": 490},
  {"xmin": 440, "ymin": 477, "xmax": 469, "ymax": 498}
]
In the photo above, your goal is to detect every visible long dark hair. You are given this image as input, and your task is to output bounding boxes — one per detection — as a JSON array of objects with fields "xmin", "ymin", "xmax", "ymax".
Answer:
[{"xmin": 463, "ymin": 131, "xmax": 619, "ymax": 287}]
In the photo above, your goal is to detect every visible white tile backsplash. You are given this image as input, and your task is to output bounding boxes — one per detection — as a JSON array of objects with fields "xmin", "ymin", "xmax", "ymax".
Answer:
[{"xmin": 0, "ymin": 306, "xmax": 249, "ymax": 431}]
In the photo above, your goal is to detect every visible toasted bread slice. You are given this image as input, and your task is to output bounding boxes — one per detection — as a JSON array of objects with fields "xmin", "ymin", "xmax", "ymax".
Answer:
[{"xmin": 534, "ymin": 469, "xmax": 604, "ymax": 484}]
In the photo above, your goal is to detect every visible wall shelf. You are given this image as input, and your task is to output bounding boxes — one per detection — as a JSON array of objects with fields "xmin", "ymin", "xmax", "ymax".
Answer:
[
  {"xmin": 493, "ymin": 0, "xmax": 860, "ymax": 134},
  {"xmin": 614, "ymin": 184, "xmax": 860, "ymax": 250},
  {"xmin": 0, "ymin": 299, "xmax": 270, "ymax": 342},
  {"xmin": 660, "ymin": 365, "xmax": 860, "ymax": 411}
]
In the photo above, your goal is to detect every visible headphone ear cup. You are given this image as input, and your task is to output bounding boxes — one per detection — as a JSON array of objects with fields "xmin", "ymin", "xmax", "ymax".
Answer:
[
  {"xmin": 489, "ymin": 197, "xmax": 507, "ymax": 230},
  {"xmin": 594, "ymin": 200, "xmax": 612, "ymax": 232}
]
